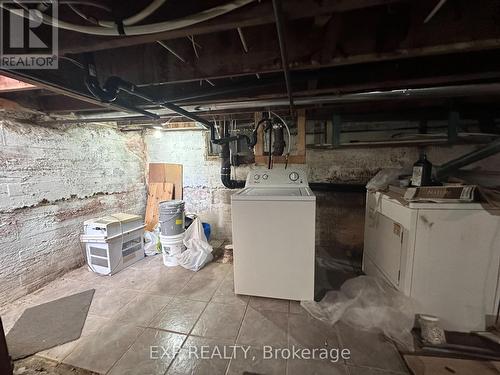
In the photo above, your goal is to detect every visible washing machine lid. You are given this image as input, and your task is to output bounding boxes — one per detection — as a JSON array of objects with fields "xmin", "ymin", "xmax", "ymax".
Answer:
[{"xmin": 232, "ymin": 186, "xmax": 315, "ymax": 201}]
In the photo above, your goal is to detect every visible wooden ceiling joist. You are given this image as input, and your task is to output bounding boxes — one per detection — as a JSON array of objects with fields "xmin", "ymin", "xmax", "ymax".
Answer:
[
  {"xmin": 59, "ymin": 0, "xmax": 404, "ymax": 54},
  {"xmin": 1, "ymin": 0, "xmax": 500, "ymax": 118}
]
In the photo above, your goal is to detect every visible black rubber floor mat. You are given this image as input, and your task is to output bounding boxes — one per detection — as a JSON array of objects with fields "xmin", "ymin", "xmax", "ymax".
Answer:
[{"xmin": 6, "ymin": 289, "xmax": 95, "ymax": 360}]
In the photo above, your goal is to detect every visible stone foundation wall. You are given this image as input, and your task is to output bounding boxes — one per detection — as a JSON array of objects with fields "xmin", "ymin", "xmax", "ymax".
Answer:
[{"xmin": 0, "ymin": 119, "xmax": 146, "ymax": 306}]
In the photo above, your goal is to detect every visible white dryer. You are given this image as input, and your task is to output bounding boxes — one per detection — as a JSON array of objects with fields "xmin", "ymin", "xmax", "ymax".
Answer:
[{"xmin": 231, "ymin": 166, "xmax": 316, "ymax": 301}]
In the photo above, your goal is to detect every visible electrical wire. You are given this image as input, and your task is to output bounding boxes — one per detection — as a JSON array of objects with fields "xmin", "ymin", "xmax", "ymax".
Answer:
[
  {"xmin": 13, "ymin": 0, "xmax": 28, "ymax": 11},
  {"xmin": 68, "ymin": 4, "xmax": 99, "ymax": 25},
  {"xmin": 57, "ymin": 1, "xmax": 112, "ymax": 12},
  {"xmin": 59, "ymin": 56, "xmax": 84, "ymax": 69},
  {"xmin": 1, "ymin": 0, "xmax": 255, "ymax": 36}
]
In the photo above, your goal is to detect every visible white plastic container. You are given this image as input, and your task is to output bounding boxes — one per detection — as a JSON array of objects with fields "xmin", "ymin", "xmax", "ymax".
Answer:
[
  {"xmin": 160, "ymin": 232, "xmax": 185, "ymax": 267},
  {"xmin": 80, "ymin": 213, "xmax": 145, "ymax": 275}
]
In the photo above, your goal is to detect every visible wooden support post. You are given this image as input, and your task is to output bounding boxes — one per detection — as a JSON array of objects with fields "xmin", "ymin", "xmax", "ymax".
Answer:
[
  {"xmin": 448, "ymin": 110, "xmax": 459, "ymax": 143},
  {"xmin": 296, "ymin": 109, "xmax": 306, "ymax": 156},
  {"xmin": 254, "ymin": 112, "xmax": 264, "ymax": 157},
  {"xmin": 333, "ymin": 114, "xmax": 342, "ymax": 148},
  {"xmin": 325, "ymin": 120, "xmax": 333, "ymax": 146},
  {"xmin": 254, "ymin": 110, "xmax": 306, "ymax": 164}
]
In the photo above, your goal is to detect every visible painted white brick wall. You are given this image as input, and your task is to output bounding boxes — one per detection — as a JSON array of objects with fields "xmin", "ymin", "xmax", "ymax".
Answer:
[
  {"xmin": 0, "ymin": 119, "xmax": 147, "ymax": 306},
  {"xmin": 145, "ymin": 128, "xmax": 500, "ymax": 242},
  {"xmin": 145, "ymin": 130, "xmax": 248, "ymax": 186},
  {"xmin": 3, "ymin": 120, "xmax": 498, "ymax": 307},
  {"xmin": 307, "ymin": 144, "xmax": 500, "ymax": 184},
  {"xmin": 144, "ymin": 129, "xmax": 250, "ymax": 239}
]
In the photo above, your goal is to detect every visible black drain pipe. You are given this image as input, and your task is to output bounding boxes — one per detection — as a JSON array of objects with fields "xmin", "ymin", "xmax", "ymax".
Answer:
[
  {"xmin": 84, "ymin": 63, "xmax": 254, "ymax": 189},
  {"xmin": 85, "ymin": 74, "xmax": 253, "ymax": 147},
  {"xmin": 220, "ymin": 121, "xmax": 246, "ymax": 189},
  {"xmin": 221, "ymin": 143, "xmax": 245, "ymax": 189}
]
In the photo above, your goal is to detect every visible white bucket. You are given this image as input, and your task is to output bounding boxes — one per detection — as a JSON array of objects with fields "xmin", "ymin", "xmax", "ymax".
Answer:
[{"xmin": 160, "ymin": 232, "xmax": 185, "ymax": 267}]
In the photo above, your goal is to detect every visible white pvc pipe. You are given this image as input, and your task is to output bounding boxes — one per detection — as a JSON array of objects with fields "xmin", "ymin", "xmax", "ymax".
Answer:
[
  {"xmin": 2, "ymin": 0, "xmax": 255, "ymax": 36},
  {"xmin": 424, "ymin": 0, "xmax": 447, "ymax": 23},
  {"xmin": 99, "ymin": 0, "xmax": 167, "ymax": 28}
]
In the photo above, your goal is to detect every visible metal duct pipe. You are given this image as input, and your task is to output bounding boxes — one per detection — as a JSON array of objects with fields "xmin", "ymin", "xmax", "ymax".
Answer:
[
  {"xmin": 198, "ymin": 83, "xmax": 500, "ymax": 109},
  {"xmin": 68, "ymin": 82, "xmax": 500, "ymax": 124},
  {"xmin": 435, "ymin": 138, "xmax": 500, "ymax": 179}
]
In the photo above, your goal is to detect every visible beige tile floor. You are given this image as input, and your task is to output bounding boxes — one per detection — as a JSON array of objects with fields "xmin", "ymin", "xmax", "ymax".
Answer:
[{"xmin": 2, "ymin": 255, "xmax": 409, "ymax": 375}]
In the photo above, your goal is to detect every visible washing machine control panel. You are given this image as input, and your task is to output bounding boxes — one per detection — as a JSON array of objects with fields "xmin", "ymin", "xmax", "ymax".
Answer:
[{"xmin": 247, "ymin": 167, "xmax": 308, "ymax": 187}]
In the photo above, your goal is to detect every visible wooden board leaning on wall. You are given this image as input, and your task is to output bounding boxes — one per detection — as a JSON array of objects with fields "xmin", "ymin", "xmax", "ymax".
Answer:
[
  {"xmin": 148, "ymin": 163, "xmax": 183, "ymax": 200},
  {"xmin": 144, "ymin": 182, "xmax": 174, "ymax": 231},
  {"xmin": 145, "ymin": 163, "xmax": 183, "ymax": 231}
]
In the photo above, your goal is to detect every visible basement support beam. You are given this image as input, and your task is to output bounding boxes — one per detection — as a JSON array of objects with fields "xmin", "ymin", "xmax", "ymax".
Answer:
[
  {"xmin": 0, "ymin": 69, "xmax": 146, "ymax": 115},
  {"xmin": 272, "ymin": 0, "xmax": 294, "ymax": 117}
]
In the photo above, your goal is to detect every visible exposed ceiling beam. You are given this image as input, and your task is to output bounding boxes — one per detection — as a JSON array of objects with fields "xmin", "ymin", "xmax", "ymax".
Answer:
[
  {"xmin": 88, "ymin": 0, "xmax": 500, "ymax": 85},
  {"xmin": 38, "ymin": 95, "xmax": 105, "ymax": 113},
  {"xmin": 93, "ymin": 35, "xmax": 500, "ymax": 86},
  {"xmin": 5, "ymin": 48, "xmax": 500, "ymax": 115},
  {"xmin": 34, "ymin": 82, "xmax": 500, "ymax": 125},
  {"xmin": 0, "ymin": 67, "xmax": 147, "ymax": 116},
  {"xmin": 2, "ymin": 0, "xmax": 499, "ymax": 117},
  {"xmin": 59, "ymin": 0, "xmax": 405, "ymax": 54}
]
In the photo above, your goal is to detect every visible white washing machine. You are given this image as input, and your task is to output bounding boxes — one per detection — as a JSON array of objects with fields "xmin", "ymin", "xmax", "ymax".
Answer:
[{"xmin": 231, "ymin": 166, "xmax": 316, "ymax": 301}]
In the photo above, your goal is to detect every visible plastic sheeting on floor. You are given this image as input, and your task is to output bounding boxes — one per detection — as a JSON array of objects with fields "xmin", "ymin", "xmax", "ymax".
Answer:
[{"xmin": 301, "ymin": 276, "xmax": 416, "ymax": 351}]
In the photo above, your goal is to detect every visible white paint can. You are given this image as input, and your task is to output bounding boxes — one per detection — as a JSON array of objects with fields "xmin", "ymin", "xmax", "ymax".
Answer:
[{"xmin": 160, "ymin": 232, "xmax": 185, "ymax": 267}]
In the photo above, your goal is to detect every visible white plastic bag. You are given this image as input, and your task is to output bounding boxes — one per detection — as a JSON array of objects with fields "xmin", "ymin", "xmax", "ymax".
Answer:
[
  {"xmin": 301, "ymin": 276, "xmax": 416, "ymax": 351},
  {"xmin": 366, "ymin": 168, "xmax": 407, "ymax": 192},
  {"xmin": 176, "ymin": 218, "xmax": 213, "ymax": 271},
  {"xmin": 144, "ymin": 229, "xmax": 160, "ymax": 256}
]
